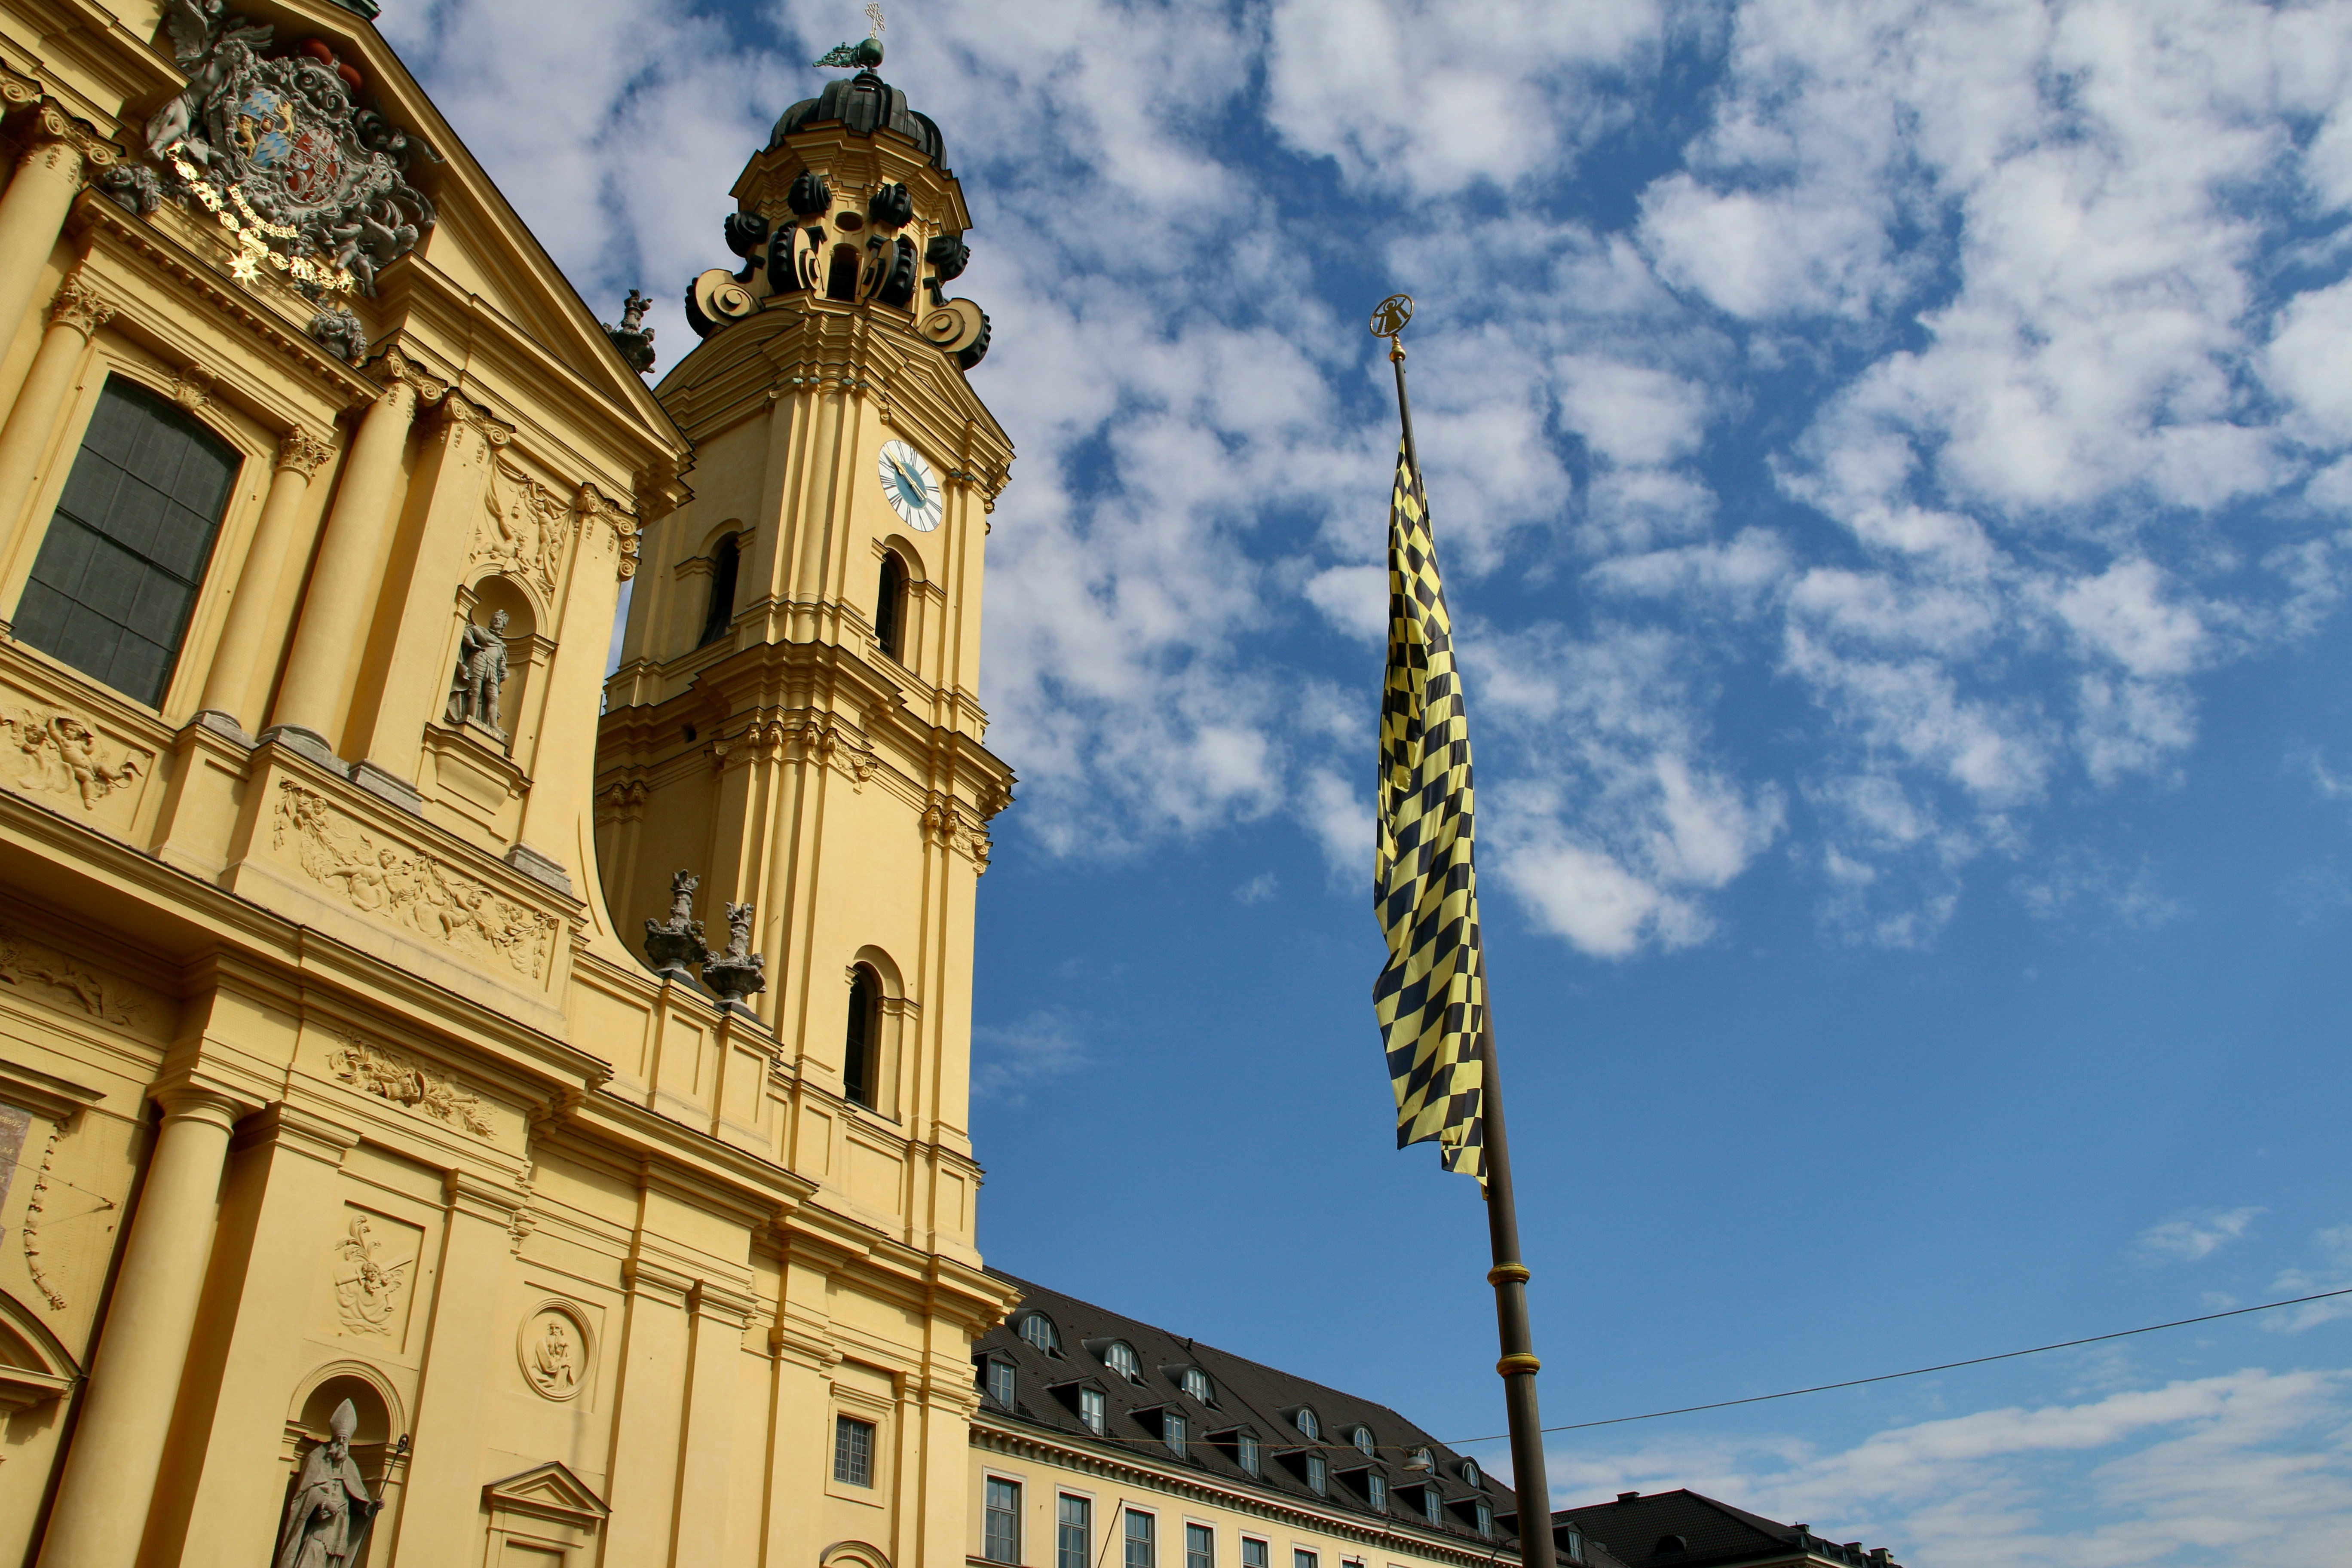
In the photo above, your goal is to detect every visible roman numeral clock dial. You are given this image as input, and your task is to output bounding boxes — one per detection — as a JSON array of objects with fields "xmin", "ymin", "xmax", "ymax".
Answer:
[{"xmin": 878, "ymin": 439, "xmax": 944, "ymax": 532}]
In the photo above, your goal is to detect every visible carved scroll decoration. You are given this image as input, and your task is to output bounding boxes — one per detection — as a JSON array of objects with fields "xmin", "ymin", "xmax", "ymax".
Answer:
[
  {"xmin": 327, "ymin": 1034, "xmax": 494, "ymax": 1137},
  {"xmin": 0, "ymin": 922, "xmax": 152, "ymax": 1028},
  {"xmin": 273, "ymin": 781, "xmax": 561, "ymax": 978},
  {"xmin": 474, "ymin": 455, "xmax": 573, "ymax": 597},
  {"xmin": 577, "ymin": 484, "xmax": 641, "ymax": 581},
  {"xmin": 331, "ymin": 1214, "xmax": 409, "ymax": 1335},
  {"xmin": 1, "ymin": 702, "xmax": 150, "ymax": 808}
]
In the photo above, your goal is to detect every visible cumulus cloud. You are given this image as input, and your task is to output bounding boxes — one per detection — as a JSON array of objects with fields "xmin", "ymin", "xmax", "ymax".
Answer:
[
  {"xmin": 2137, "ymin": 1207, "xmax": 2266, "ymax": 1263},
  {"xmin": 1549, "ymin": 1368, "xmax": 2352, "ymax": 1567},
  {"xmin": 391, "ymin": 0, "xmax": 2352, "ymax": 960}
]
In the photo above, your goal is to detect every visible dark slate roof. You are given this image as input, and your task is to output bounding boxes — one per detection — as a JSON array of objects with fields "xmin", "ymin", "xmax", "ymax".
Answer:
[
  {"xmin": 1556, "ymin": 1490, "xmax": 1902, "ymax": 1568},
  {"xmin": 977, "ymin": 1268, "xmax": 1538, "ymax": 1556},
  {"xmin": 771, "ymin": 70, "xmax": 947, "ymax": 166}
]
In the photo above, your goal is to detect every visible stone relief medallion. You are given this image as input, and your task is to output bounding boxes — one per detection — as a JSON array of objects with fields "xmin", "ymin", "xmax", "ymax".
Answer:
[{"xmin": 518, "ymin": 1301, "xmax": 591, "ymax": 1400}]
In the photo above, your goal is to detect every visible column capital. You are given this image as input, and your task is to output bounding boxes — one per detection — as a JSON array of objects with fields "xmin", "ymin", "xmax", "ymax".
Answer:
[
  {"xmin": 14, "ymin": 102, "xmax": 116, "ymax": 172},
  {"xmin": 151, "ymin": 1083, "xmax": 253, "ymax": 1132},
  {"xmin": 47, "ymin": 271, "xmax": 112, "ymax": 337},
  {"xmin": 371, "ymin": 343, "xmax": 449, "ymax": 407},
  {"xmin": 274, "ymin": 427, "xmax": 337, "ymax": 477}
]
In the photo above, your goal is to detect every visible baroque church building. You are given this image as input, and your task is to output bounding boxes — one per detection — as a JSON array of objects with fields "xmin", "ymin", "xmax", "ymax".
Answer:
[{"xmin": 0, "ymin": 6, "xmax": 1914, "ymax": 1568}]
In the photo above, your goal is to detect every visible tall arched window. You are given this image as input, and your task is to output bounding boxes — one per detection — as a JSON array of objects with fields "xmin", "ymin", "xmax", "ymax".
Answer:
[
  {"xmin": 844, "ymin": 964, "xmax": 879, "ymax": 1108},
  {"xmin": 698, "ymin": 531, "xmax": 739, "ymax": 648},
  {"xmin": 16, "ymin": 377, "xmax": 238, "ymax": 706},
  {"xmin": 875, "ymin": 551, "xmax": 907, "ymax": 663}
]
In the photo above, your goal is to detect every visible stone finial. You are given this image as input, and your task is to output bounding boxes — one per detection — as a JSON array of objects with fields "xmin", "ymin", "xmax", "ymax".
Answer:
[
  {"xmin": 642, "ymin": 870, "xmax": 710, "ymax": 978},
  {"xmin": 603, "ymin": 289, "xmax": 656, "ymax": 374},
  {"xmin": 701, "ymin": 900, "xmax": 767, "ymax": 1009}
]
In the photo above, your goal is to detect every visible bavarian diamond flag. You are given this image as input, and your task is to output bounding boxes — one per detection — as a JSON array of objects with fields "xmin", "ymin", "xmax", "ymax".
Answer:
[{"xmin": 1372, "ymin": 439, "xmax": 1486, "ymax": 1185}]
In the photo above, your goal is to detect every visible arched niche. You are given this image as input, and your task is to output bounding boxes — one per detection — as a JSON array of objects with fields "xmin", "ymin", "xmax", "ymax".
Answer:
[
  {"xmin": 821, "ymin": 1540, "xmax": 894, "ymax": 1568},
  {"xmin": 280, "ymin": 1362, "xmax": 409, "ymax": 1559},
  {"xmin": 449, "ymin": 572, "xmax": 547, "ymax": 762},
  {"xmin": 844, "ymin": 945, "xmax": 909, "ymax": 1118}
]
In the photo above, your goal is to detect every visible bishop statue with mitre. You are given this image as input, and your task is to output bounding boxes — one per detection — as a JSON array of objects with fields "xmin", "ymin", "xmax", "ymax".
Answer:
[{"xmin": 273, "ymin": 1399, "xmax": 383, "ymax": 1568}]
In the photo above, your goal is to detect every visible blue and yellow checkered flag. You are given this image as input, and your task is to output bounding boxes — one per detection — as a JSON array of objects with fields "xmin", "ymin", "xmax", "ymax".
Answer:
[{"xmin": 1373, "ymin": 439, "xmax": 1486, "ymax": 1185}]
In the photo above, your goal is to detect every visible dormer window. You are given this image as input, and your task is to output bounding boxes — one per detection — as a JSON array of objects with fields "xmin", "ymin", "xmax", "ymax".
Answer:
[
  {"xmin": 1562, "ymin": 1530, "xmax": 1585, "ymax": 1564},
  {"xmin": 1104, "ymin": 1341, "xmax": 1140, "ymax": 1381},
  {"xmin": 1459, "ymin": 1459, "xmax": 1480, "ymax": 1489},
  {"xmin": 1420, "ymin": 1486, "xmax": 1442, "ymax": 1526},
  {"xmin": 1474, "ymin": 1502, "xmax": 1492, "ymax": 1539},
  {"xmin": 1163, "ymin": 1410, "xmax": 1188, "ymax": 1459},
  {"xmin": 1018, "ymin": 1312, "xmax": 1060, "ymax": 1354},
  {"xmin": 1305, "ymin": 1454, "xmax": 1328, "ymax": 1495},
  {"xmin": 1350, "ymin": 1426, "xmax": 1375, "ymax": 1457},
  {"xmin": 1081, "ymin": 1387, "xmax": 1107, "ymax": 1435},
  {"xmin": 1180, "ymin": 1367, "xmax": 1213, "ymax": 1403},
  {"xmin": 982, "ymin": 1357, "xmax": 1016, "ymax": 1407},
  {"xmin": 1366, "ymin": 1474, "xmax": 1387, "ymax": 1512},
  {"xmin": 1294, "ymin": 1407, "xmax": 1320, "ymax": 1441},
  {"xmin": 1236, "ymin": 1430, "xmax": 1260, "ymax": 1477}
]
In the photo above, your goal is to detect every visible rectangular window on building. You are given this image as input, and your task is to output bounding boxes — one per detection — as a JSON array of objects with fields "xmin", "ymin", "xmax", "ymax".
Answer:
[
  {"xmin": 988, "ymin": 1359, "xmax": 1017, "ymax": 1407},
  {"xmin": 1164, "ymin": 1411, "xmax": 1188, "ymax": 1459},
  {"xmin": 16, "ymin": 376, "xmax": 239, "ymax": 708},
  {"xmin": 1421, "ymin": 1488, "xmax": 1441, "ymax": 1526},
  {"xmin": 1473, "ymin": 1503, "xmax": 1492, "ymax": 1539},
  {"xmin": 1295, "ymin": 1550, "xmax": 1318, "ymax": 1568},
  {"xmin": 1185, "ymin": 1523, "xmax": 1213, "ymax": 1568},
  {"xmin": 1059, "ymin": 1495, "xmax": 1093, "ymax": 1568},
  {"xmin": 1081, "ymin": 1387, "xmax": 1107, "ymax": 1435},
  {"xmin": 985, "ymin": 1478, "xmax": 1021, "ymax": 1564},
  {"xmin": 1240, "ymin": 1540, "xmax": 1268, "ymax": 1568},
  {"xmin": 1237, "ymin": 1430, "xmax": 1261, "ymax": 1476},
  {"xmin": 1125, "ymin": 1510, "xmax": 1155, "ymax": 1568},
  {"xmin": 1367, "ymin": 1475, "xmax": 1386, "ymax": 1512},
  {"xmin": 834, "ymin": 1415, "xmax": 875, "ymax": 1487},
  {"xmin": 1305, "ymin": 1455, "xmax": 1327, "ymax": 1495}
]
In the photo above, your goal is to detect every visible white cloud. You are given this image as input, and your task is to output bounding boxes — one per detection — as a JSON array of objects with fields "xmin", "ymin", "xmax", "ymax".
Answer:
[
  {"xmin": 1550, "ymin": 1368, "xmax": 2352, "ymax": 1568},
  {"xmin": 971, "ymin": 1010, "xmax": 1091, "ymax": 1106},
  {"xmin": 2137, "ymin": 1207, "xmax": 2266, "ymax": 1262}
]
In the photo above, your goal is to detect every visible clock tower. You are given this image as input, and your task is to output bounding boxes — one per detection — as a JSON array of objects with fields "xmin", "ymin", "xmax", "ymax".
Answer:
[{"xmin": 593, "ymin": 38, "xmax": 1018, "ymax": 1559}]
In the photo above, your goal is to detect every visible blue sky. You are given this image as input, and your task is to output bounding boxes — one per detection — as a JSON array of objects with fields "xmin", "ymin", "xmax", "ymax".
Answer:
[{"xmin": 382, "ymin": 2, "xmax": 2352, "ymax": 1561}]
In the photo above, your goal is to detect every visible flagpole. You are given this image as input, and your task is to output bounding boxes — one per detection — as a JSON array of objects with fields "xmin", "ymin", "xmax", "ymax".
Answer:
[{"xmin": 1374, "ymin": 294, "xmax": 1556, "ymax": 1568}]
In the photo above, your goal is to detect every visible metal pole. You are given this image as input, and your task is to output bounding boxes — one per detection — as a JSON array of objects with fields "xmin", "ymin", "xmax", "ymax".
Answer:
[{"xmin": 1383, "ymin": 308, "xmax": 1556, "ymax": 1568}]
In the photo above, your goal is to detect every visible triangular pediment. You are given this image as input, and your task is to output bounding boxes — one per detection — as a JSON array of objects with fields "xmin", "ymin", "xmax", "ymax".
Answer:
[
  {"xmin": 482, "ymin": 1460, "xmax": 609, "ymax": 1528},
  {"xmin": 0, "ymin": 1289, "xmax": 81, "ymax": 1413}
]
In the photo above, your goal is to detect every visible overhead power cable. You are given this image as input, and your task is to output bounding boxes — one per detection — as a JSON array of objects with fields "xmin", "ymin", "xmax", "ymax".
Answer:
[{"xmin": 1440, "ymin": 1284, "xmax": 2352, "ymax": 1448}]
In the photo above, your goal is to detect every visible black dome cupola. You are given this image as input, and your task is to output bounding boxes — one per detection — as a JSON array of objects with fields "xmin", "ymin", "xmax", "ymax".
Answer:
[{"xmin": 770, "ymin": 66, "xmax": 947, "ymax": 169}]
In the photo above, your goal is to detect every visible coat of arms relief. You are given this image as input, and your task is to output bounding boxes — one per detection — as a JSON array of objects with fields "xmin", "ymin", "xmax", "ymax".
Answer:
[{"xmin": 104, "ymin": 2, "xmax": 437, "ymax": 306}]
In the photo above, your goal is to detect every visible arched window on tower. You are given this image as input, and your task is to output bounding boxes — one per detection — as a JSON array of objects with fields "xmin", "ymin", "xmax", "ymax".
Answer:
[
  {"xmin": 699, "ymin": 531, "xmax": 740, "ymax": 648},
  {"xmin": 844, "ymin": 964, "xmax": 879, "ymax": 1108},
  {"xmin": 876, "ymin": 551, "xmax": 907, "ymax": 663},
  {"xmin": 827, "ymin": 245, "xmax": 861, "ymax": 301}
]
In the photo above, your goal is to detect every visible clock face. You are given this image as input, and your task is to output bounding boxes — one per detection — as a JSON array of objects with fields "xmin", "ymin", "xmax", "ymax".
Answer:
[{"xmin": 877, "ymin": 439, "xmax": 944, "ymax": 532}]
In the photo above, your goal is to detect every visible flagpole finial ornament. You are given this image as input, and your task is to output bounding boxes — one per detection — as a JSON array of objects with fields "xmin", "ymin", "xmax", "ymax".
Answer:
[{"xmin": 1370, "ymin": 293, "xmax": 1413, "ymax": 354}]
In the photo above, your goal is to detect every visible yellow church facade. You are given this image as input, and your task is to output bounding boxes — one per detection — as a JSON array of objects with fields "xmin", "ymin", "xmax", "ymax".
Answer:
[
  {"xmin": 0, "ymin": 8, "xmax": 1598, "ymax": 1568},
  {"xmin": 0, "ymin": 0, "xmax": 1032, "ymax": 1564}
]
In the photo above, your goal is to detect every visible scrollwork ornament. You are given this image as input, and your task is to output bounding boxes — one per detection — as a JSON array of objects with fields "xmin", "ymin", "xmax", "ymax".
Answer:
[{"xmin": 576, "ymin": 484, "xmax": 641, "ymax": 580}]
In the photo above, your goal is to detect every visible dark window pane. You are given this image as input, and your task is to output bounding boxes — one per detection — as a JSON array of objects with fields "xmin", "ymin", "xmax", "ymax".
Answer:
[{"xmin": 16, "ymin": 377, "xmax": 238, "ymax": 709}]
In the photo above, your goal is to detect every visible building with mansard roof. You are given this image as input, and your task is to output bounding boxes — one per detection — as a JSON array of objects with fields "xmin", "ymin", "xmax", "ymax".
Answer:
[
  {"xmin": 0, "ymin": 4, "xmax": 1914, "ymax": 1567},
  {"xmin": 1554, "ymin": 1491, "xmax": 1904, "ymax": 1568}
]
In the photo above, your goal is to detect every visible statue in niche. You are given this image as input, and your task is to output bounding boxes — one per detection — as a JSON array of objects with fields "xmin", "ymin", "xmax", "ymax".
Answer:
[
  {"xmin": 447, "ymin": 608, "xmax": 511, "ymax": 738},
  {"xmin": 274, "ymin": 1397, "xmax": 383, "ymax": 1568}
]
